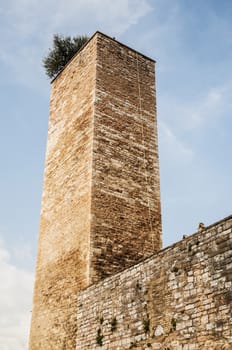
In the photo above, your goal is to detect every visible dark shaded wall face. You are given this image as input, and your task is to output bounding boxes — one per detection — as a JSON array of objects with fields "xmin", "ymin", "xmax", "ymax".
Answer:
[{"xmin": 90, "ymin": 34, "xmax": 162, "ymax": 282}]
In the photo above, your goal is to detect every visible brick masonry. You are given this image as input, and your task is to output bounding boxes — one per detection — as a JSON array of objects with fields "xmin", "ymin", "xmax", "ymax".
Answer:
[
  {"xmin": 29, "ymin": 35, "xmax": 98, "ymax": 350},
  {"xmin": 29, "ymin": 32, "xmax": 162, "ymax": 349},
  {"xmin": 91, "ymin": 33, "xmax": 161, "ymax": 282},
  {"xmin": 77, "ymin": 215, "xmax": 232, "ymax": 349}
]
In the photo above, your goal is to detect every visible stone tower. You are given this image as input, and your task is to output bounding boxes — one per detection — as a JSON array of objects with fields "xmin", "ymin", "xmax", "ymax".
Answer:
[{"xmin": 29, "ymin": 32, "xmax": 162, "ymax": 349}]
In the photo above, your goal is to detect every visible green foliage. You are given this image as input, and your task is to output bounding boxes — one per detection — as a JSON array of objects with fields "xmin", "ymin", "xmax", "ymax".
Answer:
[
  {"xmin": 110, "ymin": 317, "xmax": 117, "ymax": 332},
  {"xmin": 43, "ymin": 34, "xmax": 89, "ymax": 79},
  {"xmin": 96, "ymin": 328, "xmax": 103, "ymax": 347},
  {"xmin": 143, "ymin": 318, "xmax": 150, "ymax": 333},
  {"xmin": 171, "ymin": 318, "xmax": 177, "ymax": 331},
  {"xmin": 172, "ymin": 266, "xmax": 179, "ymax": 273}
]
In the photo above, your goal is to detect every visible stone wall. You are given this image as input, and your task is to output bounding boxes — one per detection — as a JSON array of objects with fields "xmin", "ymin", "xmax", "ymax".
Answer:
[
  {"xmin": 29, "ymin": 34, "xmax": 97, "ymax": 350},
  {"xmin": 90, "ymin": 33, "xmax": 161, "ymax": 282},
  {"xmin": 29, "ymin": 32, "xmax": 162, "ymax": 349},
  {"xmin": 77, "ymin": 215, "xmax": 232, "ymax": 349}
]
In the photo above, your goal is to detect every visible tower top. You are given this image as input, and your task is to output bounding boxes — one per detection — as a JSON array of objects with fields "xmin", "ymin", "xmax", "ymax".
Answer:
[{"xmin": 51, "ymin": 31, "xmax": 156, "ymax": 83}]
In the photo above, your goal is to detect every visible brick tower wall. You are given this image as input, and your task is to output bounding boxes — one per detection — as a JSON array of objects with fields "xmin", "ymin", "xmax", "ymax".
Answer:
[
  {"xmin": 90, "ymin": 34, "xmax": 162, "ymax": 282},
  {"xmin": 29, "ymin": 32, "xmax": 162, "ymax": 349},
  {"xmin": 29, "ymin": 36, "xmax": 97, "ymax": 349}
]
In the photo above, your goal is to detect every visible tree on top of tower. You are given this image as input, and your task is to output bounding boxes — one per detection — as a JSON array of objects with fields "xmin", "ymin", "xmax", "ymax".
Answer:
[{"xmin": 43, "ymin": 34, "xmax": 89, "ymax": 79}]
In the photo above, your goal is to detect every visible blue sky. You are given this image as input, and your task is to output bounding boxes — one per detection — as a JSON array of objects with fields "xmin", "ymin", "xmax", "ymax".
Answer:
[{"xmin": 0, "ymin": 0, "xmax": 232, "ymax": 348}]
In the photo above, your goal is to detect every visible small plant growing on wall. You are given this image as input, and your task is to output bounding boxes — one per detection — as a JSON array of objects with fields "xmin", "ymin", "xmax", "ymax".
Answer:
[
  {"xmin": 143, "ymin": 318, "xmax": 150, "ymax": 333},
  {"xmin": 110, "ymin": 317, "xmax": 117, "ymax": 332},
  {"xmin": 96, "ymin": 328, "xmax": 103, "ymax": 347},
  {"xmin": 171, "ymin": 318, "xmax": 177, "ymax": 331},
  {"xmin": 43, "ymin": 34, "xmax": 89, "ymax": 79}
]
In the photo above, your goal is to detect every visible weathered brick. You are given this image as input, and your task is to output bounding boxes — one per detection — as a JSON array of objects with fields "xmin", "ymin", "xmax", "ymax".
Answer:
[
  {"xmin": 29, "ymin": 32, "xmax": 162, "ymax": 349},
  {"xmin": 77, "ymin": 216, "xmax": 232, "ymax": 349},
  {"xmin": 29, "ymin": 31, "xmax": 232, "ymax": 350}
]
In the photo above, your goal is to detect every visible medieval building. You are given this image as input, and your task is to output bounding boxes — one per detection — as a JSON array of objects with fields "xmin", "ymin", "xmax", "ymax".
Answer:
[{"xmin": 29, "ymin": 32, "xmax": 232, "ymax": 350}]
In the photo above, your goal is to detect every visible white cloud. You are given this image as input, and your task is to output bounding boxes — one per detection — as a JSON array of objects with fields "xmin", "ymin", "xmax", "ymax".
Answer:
[
  {"xmin": 0, "ymin": 240, "xmax": 34, "ymax": 350},
  {"xmin": 12, "ymin": 241, "xmax": 33, "ymax": 262},
  {"xmin": 47, "ymin": 0, "xmax": 152, "ymax": 36},
  {"xmin": 183, "ymin": 83, "xmax": 232, "ymax": 130},
  {"xmin": 0, "ymin": 0, "xmax": 152, "ymax": 88},
  {"xmin": 158, "ymin": 80, "xmax": 232, "ymax": 137},
  {"xmin": 157, "ymin": 80, "xmax": 232, "ymax": 177},
  {"xmin": 3, "ymin": 0, "xmax": 152, "ymax": 36},
  {"xmin": 2, "ymin": 0, "xmax": 152, "ymax": 48},
  {"xmin": 158, "ymin": 121, "xmax": 194, "ymax": 163}
]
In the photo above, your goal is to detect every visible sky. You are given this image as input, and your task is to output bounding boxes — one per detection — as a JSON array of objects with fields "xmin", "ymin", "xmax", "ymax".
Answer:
[{"xmin": 0, "ymin": 0, "xmax": 232, "ymax": 348}]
